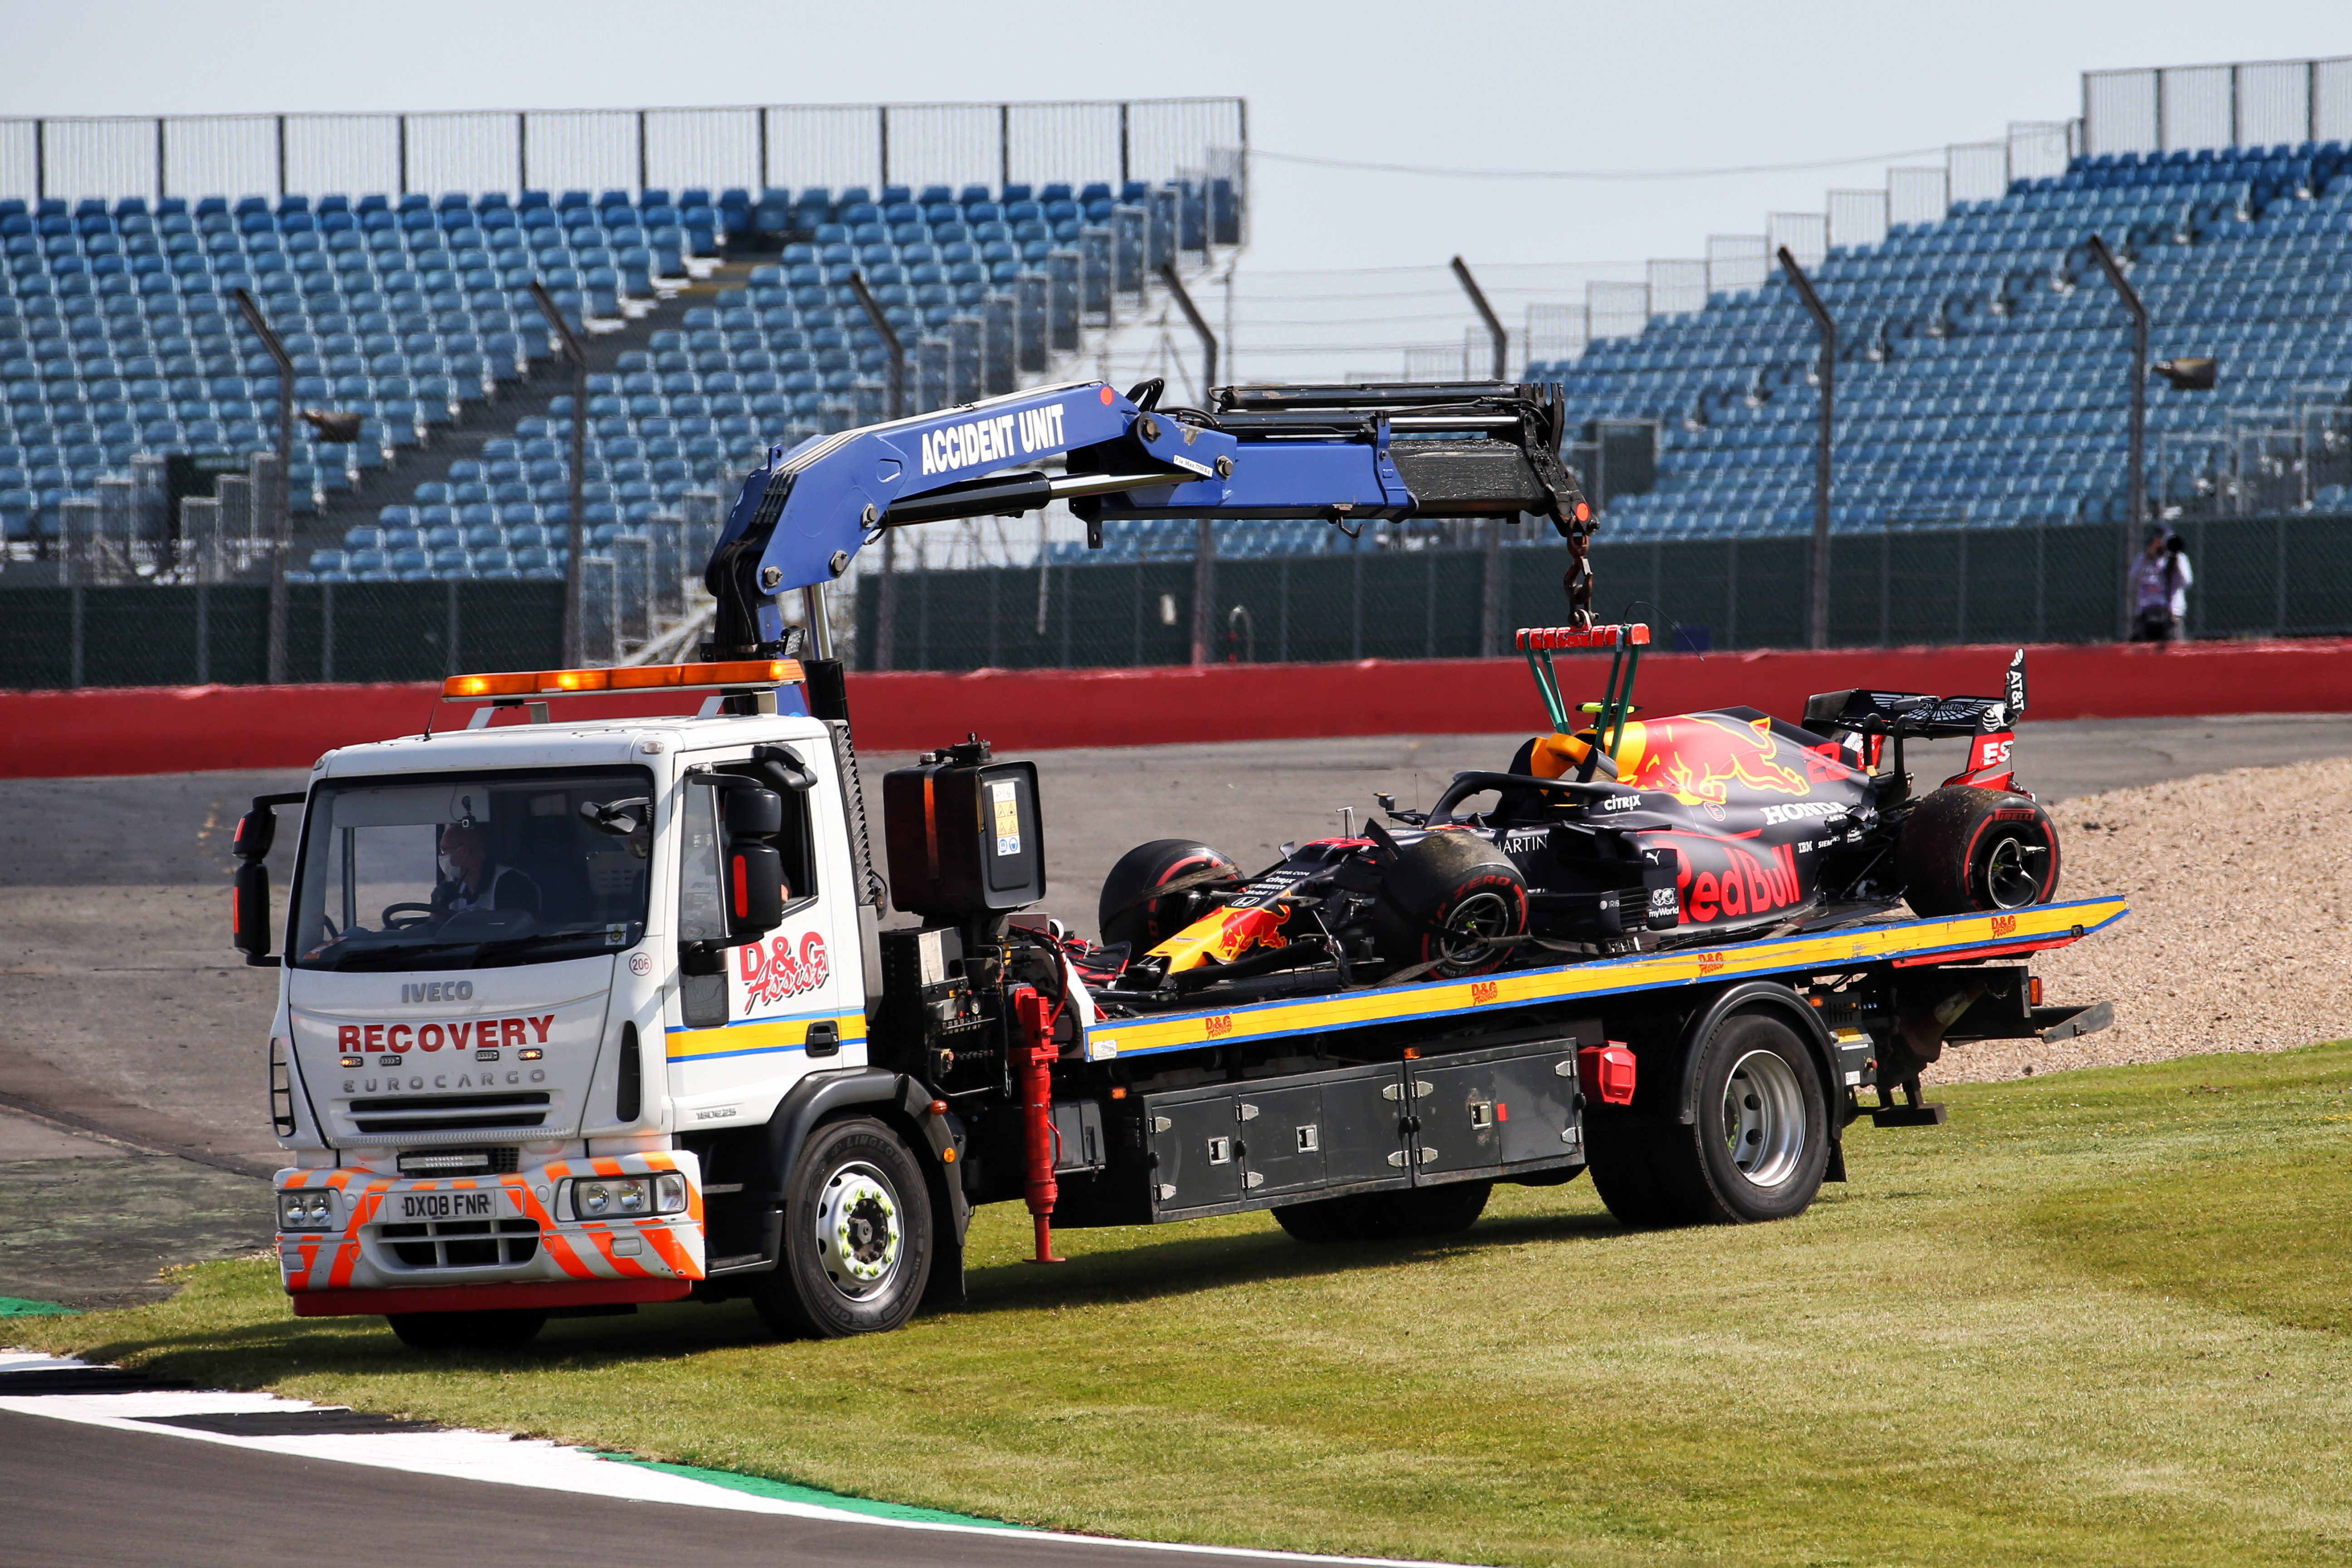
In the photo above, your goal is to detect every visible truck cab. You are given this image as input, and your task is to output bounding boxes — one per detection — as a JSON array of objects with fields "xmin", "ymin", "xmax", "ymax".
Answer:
[{"xmin": 246, "ymin": 662, "xmax": 938, "ymax": 1349}]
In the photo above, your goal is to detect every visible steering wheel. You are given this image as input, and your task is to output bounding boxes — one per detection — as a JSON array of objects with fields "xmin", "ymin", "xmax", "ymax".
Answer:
[{"xmin": 381, "ymin": 902, "xmax": 438, "ymax": 931}]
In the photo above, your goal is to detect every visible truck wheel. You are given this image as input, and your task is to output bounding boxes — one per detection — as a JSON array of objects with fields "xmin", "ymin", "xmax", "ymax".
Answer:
[
  {"xmin": 387, "ymin": 1310, "xmax": 545, "ymax": 1352},
  {"xmin": 1898, "ymin": 787, "xmax": 2060, "ymax": 916},
  {"xmin": 1599, "ymin": 1013, "xmax": 1829, "ymax": 1228},
  {"xmin": 1098, "ymin": 839, "xmax": 1239, "ymax": 952},
  {"xmin": 1371, "ymin": 833, "xmax": 1527, "ymax": 979},
  {"xmin": 752, "ymin": 1116, "xmax": 933, "ymax": 1340},
  {"xmin": 1272, "ymin": 1181, "xmax": 1491, "ymax": 1243}
]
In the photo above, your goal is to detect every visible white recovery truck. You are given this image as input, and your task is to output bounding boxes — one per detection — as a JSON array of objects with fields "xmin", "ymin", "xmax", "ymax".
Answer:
[{"xmin": 233, "ymin": 380, "xmax": 2120, "ymax": 1349}]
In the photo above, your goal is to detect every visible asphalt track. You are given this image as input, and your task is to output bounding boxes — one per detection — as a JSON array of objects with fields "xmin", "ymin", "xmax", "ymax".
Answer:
[
  {"xmin": 0, "ymin": 1378, "xmax": 1448, "ymax": 1568},
  {"xmin": 4, "ymin": 713, "xmax": 2351, "ymax": 1567}
]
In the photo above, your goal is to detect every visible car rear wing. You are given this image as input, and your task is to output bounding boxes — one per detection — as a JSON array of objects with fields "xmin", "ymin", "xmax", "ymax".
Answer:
[{"xmin": 1802, "ymin": 649, "xmax": 2028, "ymax": 741}]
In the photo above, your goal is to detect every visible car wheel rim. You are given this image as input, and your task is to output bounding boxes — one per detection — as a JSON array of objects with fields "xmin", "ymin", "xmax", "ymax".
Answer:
[
  {"xmin": 1721, "ymin": 1049, "xmax": 1807, "ymax": 1189},
  {"xmin": 1435, "ymin": 889, "xmax": 1515, "ymax": 969},
  {"xmin": 816, "ymin": 1161, "xmax": 901, "ymax": 1298},
  {"xmin": 1984, "ymin": 833, "xmax": 2043, "ymax": 908}
]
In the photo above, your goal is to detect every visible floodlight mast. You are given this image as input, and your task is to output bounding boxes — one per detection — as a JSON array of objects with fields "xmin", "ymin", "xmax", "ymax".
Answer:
[
  {"xmin": 529, "ymin": 280, "xmax": 590, "ymax": 667},
  {"xmin": 230, "ymin": 289, "xmax": 294, "ymax": 683},
  {"xmin": 1777, "ymin": 248, "xmax": 1836, "ymax": 652}
]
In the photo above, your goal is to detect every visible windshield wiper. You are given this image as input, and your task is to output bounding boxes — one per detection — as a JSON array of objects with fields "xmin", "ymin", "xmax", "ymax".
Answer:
[{"xmin": 314, "ymin": 939, "xmax": 485, "ymax": 972}]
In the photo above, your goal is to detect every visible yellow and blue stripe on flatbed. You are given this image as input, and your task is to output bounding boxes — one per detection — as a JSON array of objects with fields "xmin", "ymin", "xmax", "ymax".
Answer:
[{"xmin": 1080, "ymin": 895, "xmax": 2126, "ymax": 1064}]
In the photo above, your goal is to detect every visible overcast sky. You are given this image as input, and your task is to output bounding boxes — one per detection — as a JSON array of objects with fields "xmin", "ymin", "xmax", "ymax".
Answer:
[{"xmin": 16, "ymin": 1, "xmax": 2352, "ymax": 382}]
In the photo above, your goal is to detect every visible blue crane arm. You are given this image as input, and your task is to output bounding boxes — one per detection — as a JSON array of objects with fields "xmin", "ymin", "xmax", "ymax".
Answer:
[{"xmin": 705, "ymin": 379, "xmax": 1591, "ymax": 654}]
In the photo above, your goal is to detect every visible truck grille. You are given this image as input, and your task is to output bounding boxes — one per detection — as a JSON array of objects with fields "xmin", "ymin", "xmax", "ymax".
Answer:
[
  {"xmin": 347, "ymin": 1092, "xmax": 550, "ymax": 1135},
  {"xmin": 378, "ymin": 1217, "xmax": 542, "ymax": 1269}
]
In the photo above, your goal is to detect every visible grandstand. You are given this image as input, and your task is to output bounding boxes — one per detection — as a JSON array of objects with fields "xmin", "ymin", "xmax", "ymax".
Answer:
[
  {"xmin": 0, "ymin": 98, "xmax": 1244, "ymax": 663},
  {"xmin": 1547, "ymin": 141, "xmax": 2352, "ymax": 542},
  {"xmin": 1065, "ymin": 54, "xmax": 2352, "ymax": 568}
]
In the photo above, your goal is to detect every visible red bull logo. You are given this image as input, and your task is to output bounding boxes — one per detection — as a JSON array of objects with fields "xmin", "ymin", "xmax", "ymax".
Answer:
[
  {"xmin": 1677, "ymin": 843, "xmax": 1803, "ymax": 925},
  {"xmin": 1619, "ymin": 715, "xmax": 1813, "ymax": 807}
]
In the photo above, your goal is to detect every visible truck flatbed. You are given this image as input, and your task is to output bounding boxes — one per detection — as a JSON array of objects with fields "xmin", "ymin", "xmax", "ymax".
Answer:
[{"xmin": 1082, "ymin": 895, "xmax": 2127, "ymax": 1064}]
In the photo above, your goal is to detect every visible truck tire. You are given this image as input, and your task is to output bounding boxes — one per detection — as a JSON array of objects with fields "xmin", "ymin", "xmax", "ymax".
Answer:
[
  {"xmin": 387, "ymin": 1310, "xmax": 545, "ymax": 1352},
  {"xmin": 1271, "ymin": 1180, "xmax": 1491, "ymax": 1243},
  {"xmin": 1898, "ymin": 787, "xmax": 2060, "ymax": 916},
  {"xmin": 1588, "ymin": 1014, "xmax": 1829, "ymax": 1227},
  {"xmin": 1371, "ymin": 833, "xmax": 1527, "ymax": 979},
  {"xmin": 752, "ymin": 1115, "xmax": 933, "ymax": 1340},
  {"xmin": 1098, "ymin": 839, "xmax": 1240, "ymax": 952}
]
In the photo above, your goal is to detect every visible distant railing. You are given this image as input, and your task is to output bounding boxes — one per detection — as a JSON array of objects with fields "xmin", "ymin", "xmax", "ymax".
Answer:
[
  {"xmin": 0, "ymin": 98, "xmax": 1247, "ymax": 206},
  {"xmin": 2084, "ymin": 56, "xmax": 2352, "ymax": 157}
]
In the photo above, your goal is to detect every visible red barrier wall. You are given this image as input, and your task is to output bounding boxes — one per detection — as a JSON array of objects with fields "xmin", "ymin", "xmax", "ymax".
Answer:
[{"xmin": 7, "ymin": 639, "xmax": 2351, "ymax": 779}]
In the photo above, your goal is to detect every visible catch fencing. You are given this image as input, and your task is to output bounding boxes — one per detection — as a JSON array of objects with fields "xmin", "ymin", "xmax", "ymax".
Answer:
[
  {"xmin": 0, "ymin": 98, "xmax": 1248, "ymax": 208},
  {"xmin": 850, "ymin": 514, "xmax": 2352, "ymax": 673}
]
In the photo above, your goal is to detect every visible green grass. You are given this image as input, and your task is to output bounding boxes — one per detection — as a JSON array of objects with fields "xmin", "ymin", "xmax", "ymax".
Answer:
[{"xmin": 20, "ymin": 1044, "xmax": 2352, "ymax": 1567}]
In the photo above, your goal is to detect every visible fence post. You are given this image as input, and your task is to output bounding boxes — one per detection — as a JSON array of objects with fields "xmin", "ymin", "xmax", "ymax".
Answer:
[
  {"xmin": 1350, "ymin": 554, "xmax": 1363, "ymax": 659},
  {"xmin": 637, "ymin": 110, "xmax": 648, "ymax": 194},
  {"xmin": 517, "ymin": 112, "xmax": 529, "ymax": 194},
  {"xmin": 69, "ymin": 586, "xmax": 83, "ymax": 688},
  {"xmin": 1954, "ymin": 528, "xmax": 1969, "ymax": 643},
  {"xmin": 447, "ymin": 579, "xmax": 461, "ymax": 674},
  {"xmin": 320, "ymin": 583, "xmax": 335, "ymax": 683},
  {"xmin": 194, "ymin": 583, "xmax": 210, "ymax": 685},
  {"xmin": 1277, "ymin": 558, "xmax": 1290, "ymax": 661},
  {"xmin": 156, "ymin": 117, "xmax": 167, "ymax": 204},
  {"xmin": 275, "ymin": 115, "xmax": 287, "ymax": 198},
  {"xmin": 877, "ymin": 105, "xmax": 890, "ymax": 191}
]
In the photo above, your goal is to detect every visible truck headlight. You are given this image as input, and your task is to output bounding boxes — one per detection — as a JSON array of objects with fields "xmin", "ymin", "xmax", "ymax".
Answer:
[
  {"xmin": 562, "ymin": 1174, "xmax": 689, "ymax": 1220},
  {"xmin": 279, "ymin": 1190, "xmax": 335, "ymax": 1230}
]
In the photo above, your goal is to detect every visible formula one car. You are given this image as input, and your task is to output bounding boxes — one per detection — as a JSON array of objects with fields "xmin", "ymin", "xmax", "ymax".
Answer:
[{"xmin": 1096, "ymin": 628, "xmax": 2061, "ymax": 1001}]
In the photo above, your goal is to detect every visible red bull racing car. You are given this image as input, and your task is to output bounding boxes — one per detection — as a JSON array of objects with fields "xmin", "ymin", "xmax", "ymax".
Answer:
[{"xmin": 1095, "ymin": 628, "xmax": 2059, "ymax": 1002}]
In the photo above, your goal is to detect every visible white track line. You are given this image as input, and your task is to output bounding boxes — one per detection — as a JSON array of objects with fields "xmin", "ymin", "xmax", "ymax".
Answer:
[{"xmin": 1, "ymin": 1356, "xmax": 1487, "ymax": 1567}]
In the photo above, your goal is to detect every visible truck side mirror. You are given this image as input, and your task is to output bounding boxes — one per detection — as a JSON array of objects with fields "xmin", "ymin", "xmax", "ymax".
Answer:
[
  {"xmin": 722, "ymin": 785, "xmax": 785, "ymax": 938},
  {"xmin": 232, "ymin": 859, "xmax": 274, "ymax": 963},
  {"xmin": 723, "ymin": 786, "xmax": 784, "ymax": 838},
  {"xmin": 232, "ymin": 806, "xmax": 276, "ymax": 860},
  {"xmin": 727, "ymin": 841, "xmax": 784, "ymax": 936}
]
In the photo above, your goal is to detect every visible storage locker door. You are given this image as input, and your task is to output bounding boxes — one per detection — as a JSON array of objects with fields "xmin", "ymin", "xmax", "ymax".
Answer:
[
  {"xmin": 1490, "ymin": 1047, "xmax": 1583, "ymax": 1168},
  {"xmin": 1147, "ymin": 1094, "xmax": 1244, "ymax": 1215},
  {"xmin": 1410, "ymin": 1062, "xmax": 1504, "ymax": 1182},
  {"xmin": 1236, "ymin": 1084, "xmax": 1326, "ymax": 1199}
]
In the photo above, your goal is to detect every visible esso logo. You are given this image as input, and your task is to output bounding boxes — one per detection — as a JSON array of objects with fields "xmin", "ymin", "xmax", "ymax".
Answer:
[{"xmin": 738, "ymin": 931, "xmax": 830, "ymax": 1009}]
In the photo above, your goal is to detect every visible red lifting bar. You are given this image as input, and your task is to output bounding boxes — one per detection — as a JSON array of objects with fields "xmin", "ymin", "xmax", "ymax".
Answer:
[
  {"xmin": 1009, "ymin": 984, "xmax": 1067, "ymax": 1264},
  {"xmin": 1514, "ymin": 623, "xmax": 1651, "ymax": 652}
]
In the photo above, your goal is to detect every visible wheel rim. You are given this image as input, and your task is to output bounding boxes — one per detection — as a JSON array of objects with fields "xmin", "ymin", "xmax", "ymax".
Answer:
[
  {"xmin": 1720, "ymin": 1049, "xmax": 1808, "ymax": 1189},
  {"xmin": 1983, "ymin": 833, "xmax": 2044, "ymax": 908},
  {"xmin": 815, "ymin": 1161, "xmax": 902, "ymax": 1299},
  {"xmin": 1434, "ymin": 889, "xmax": 1515, "ymax": 970}
]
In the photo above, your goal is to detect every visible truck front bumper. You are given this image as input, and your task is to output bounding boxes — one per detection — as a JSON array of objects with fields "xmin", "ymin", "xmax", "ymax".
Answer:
[{"xmin": 275, "ymin": 1150, "xmax": 705, "ymax": 1318}]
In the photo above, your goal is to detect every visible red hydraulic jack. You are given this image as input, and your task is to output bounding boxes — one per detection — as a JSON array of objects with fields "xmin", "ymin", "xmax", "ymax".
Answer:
[{"xmin": 1009, "ymin": 984, "xmax": 1066, "ymax": 1263}]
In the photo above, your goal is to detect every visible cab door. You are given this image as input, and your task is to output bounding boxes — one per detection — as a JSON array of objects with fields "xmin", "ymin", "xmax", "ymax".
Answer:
[{"xmin": 664, "ymin": 735, "xmax": 864, "ymax": 1124}]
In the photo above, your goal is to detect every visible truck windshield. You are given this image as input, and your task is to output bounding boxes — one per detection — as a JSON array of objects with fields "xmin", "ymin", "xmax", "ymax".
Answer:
[{"xmin": 291, "ymin": 767, "xmax": 655, "ymax": 972}]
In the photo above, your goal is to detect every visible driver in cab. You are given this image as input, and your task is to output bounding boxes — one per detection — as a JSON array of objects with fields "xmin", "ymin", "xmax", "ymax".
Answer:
[{"xmin": 434, "ymin": 821, "xmax": 542, "ymax": 920}]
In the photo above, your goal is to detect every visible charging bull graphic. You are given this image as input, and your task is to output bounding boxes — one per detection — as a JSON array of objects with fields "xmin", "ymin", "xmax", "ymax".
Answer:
[{"xmin": 1611, "ymin": 713, "xmax": 1824, "ymax": 806}]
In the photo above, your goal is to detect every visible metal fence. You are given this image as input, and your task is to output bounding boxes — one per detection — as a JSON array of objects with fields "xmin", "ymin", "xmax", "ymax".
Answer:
[
  {"xmin": 0, "ymin": 580, "xmax": 562, "ymax": 689},
  {"xmin": 2084, "ymin": 56, "xmax": 2352, "ymax": 157},
  {"xmin": 849, "ymin": 516, "xmax": 2352, "ymax": 673},
  {"xmin": 0, "ymin": 98, "xmax": 1247, "ymax": 205}
]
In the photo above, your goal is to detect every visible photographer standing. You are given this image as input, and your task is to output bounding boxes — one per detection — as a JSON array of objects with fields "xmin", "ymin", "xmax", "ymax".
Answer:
[{"xmin": 2129, "ymin": 524, "xmax": 2193, "ymax": 642}]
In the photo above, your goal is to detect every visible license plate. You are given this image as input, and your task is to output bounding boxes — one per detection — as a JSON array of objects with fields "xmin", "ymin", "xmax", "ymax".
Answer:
[{"xmin": 396, "ymin": 1190, "xmax": 499, "ymax": 1221}]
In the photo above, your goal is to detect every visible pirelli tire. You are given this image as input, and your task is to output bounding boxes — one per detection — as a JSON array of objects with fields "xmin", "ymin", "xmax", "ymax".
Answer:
[
  {"xmin": 1098, "ymin": 839, "xmax": 1240, "ymax": 953},
  {"xmin": 387, "ymin": 1310, "xmax": 545, "ymax": 1352},
  {"xmin": 1371, "ymin": 831, "xmax": 1529, "ymax": 979},
  {"xmin": 1586, "ymin": 1013, "xmax": 1829, "ymax": 1228},
  {"xmin": 1272, "ymin": 1181, "xmax": 1493, "ymax": 1243},
  {"xmin": 752, "ymin": 1116, "xmax": 933, "ymax": 1340},
  {"xmin": 1897, "ymin": 787, "xmax": 2061, "ymax": 917}
]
